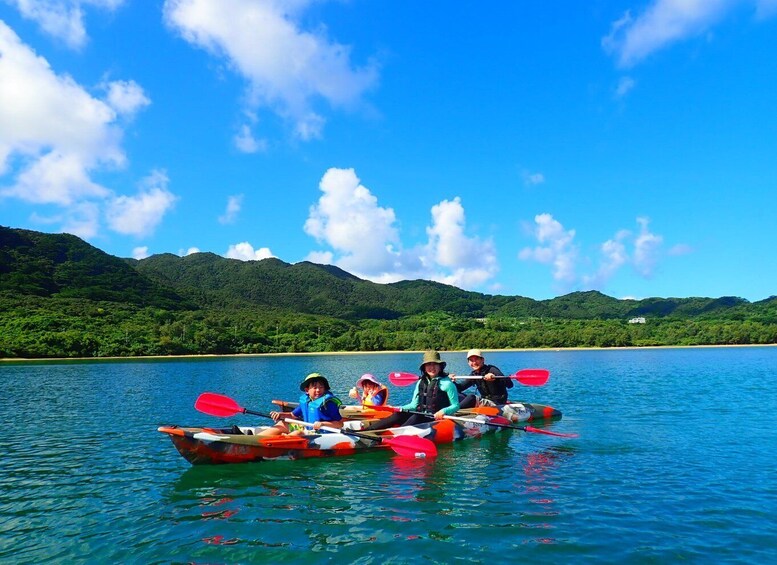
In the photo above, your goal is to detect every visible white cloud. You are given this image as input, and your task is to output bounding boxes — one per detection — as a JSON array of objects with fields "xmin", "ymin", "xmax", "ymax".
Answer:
[
  {"xmin": 61, "ymin": 200, "xmax": 100, "ymax": 239},
  {"xmin": 519, "ymin": 213, "xmax": 578, "ymax": 283},
  {"xmin": 234, "ymin": 124, "xmax": 267, "ymax": 153},
  {"xmin": 103, "ymin": 80, "xmax": 151, "ymax": 118},
  {"xmin": 5, "ymin": 150, "xmax": 111, "ymax": 205},
  {"xmin": 603, "ymin": 1, "xmax": 777, "ymax": 68},
  {"xmin": 0, "ymin": 22, "xmax": 124, "ymax": 192},
  {"xmin": 522, "ymin": 171, "xmax": 545, "ymax": 186},
  {"xmin": 426, "ymin": 197, "xmax": 497, "ymax": 288},
  {"xmin": 0, "ymin": 21, "xmax": 168, "ymax": 240},
  {"xmin": 304, "ymin": 167, "xmax": 404, "ymax": 276},
  {"xmin": 132, "ymin": 246, "xmax": 149, "ymax": 259},
  {"xmin": 225, "ymin": 241, "xmax": 274, "ymax": 261},
  {"xmin": 105, "ymin": 170, "xmax": 178, "ymax": 237},
  {"xmin": 523, "ymin": 216, "xmax": 671, "ymax": 292},
  {"xmin": 582, "ymin": 229, "xmax": 630, "ymax": 288},
  {"xmin": 633, "ymin": 216, "xmax": 663, "ymax": 277},
  {"xmin": 304, "ymin": 168, "xmax": 498, "ymax": 290},
  {"xmin": 218, "ymin": 193, "xmax": 243, "ymax": 224},
  {"xmin": 182, "ymin": 246, "xmax": 200, "ymax": 255},
  {"xmin": 5, "ymin": 0, "xmax": 125, "ymax": 49},
  {"xmin": 305, "ymin": 250, "xmax": 333, "ymax": 264},
  {"xmin": 163, "ymin": 0, "xmax": 378, "ymax": 140}
]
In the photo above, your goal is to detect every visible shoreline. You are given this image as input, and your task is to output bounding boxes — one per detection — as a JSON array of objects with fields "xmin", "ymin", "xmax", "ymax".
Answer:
[{"xmin": 2, "ymin": 343, "xmax": 775, "ymax": 363}]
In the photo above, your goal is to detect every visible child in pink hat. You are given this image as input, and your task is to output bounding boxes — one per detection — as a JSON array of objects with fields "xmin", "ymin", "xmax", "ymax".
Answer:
[{"xmin": 349, "ymin": 373, "xmax": 389, "ymax": 406}]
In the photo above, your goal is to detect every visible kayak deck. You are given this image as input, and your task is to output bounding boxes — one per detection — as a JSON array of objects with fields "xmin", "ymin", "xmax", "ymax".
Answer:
[{"xmin": 272, "ymin": 399, "xmax": 562, "ymax": 423}]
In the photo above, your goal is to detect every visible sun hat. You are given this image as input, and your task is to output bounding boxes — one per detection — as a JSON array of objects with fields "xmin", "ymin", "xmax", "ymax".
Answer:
[
  {"xmin": 299, "ymin": 372, "xmax": 330, "ymax": 391},
  {"xmin": 466, "ymin": 349, "xmax": 484, "ymax": 360},
  {"xmin": 419, "ymin": 350, "xmax": 447, "ymax": 371},
  {"xmin": 356, "ymin": 373, "xmax": 382, "ymax": 388}
]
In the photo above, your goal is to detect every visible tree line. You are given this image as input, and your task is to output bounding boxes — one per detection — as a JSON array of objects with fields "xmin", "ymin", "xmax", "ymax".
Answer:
[{"xmin": 2, "ymin": 294, "xmax": 775, "ymax": 359}]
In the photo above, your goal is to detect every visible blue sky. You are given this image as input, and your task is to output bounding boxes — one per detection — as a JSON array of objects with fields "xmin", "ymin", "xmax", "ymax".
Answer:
[{"xmin": 1, "ymin": 1, "xmax": 776, "ymax": 302}]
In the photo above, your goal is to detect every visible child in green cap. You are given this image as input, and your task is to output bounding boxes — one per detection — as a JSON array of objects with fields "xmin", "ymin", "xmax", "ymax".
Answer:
[{"xmin": 257, "ymin": 373, "xmax": 343, "ymax": 437}]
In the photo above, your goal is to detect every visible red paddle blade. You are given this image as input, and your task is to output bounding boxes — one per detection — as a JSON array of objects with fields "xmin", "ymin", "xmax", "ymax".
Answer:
[
  {"xmin": 514, "ymin": 369, "xmax": 550, "ymax": 386},
  {"xmin": 388, "ymin": 372, "xmax": 419, "ymax": 387},
  {"xmin": 383, "ymin": 435, "xmax": 438, "ymax": 458},
  {"xmin": 195, "ymin": 392, "xmax": 244, "ymax": 417}
]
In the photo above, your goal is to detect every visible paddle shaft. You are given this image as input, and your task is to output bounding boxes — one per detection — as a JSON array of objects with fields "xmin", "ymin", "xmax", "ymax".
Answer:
[
  {"xmin": 389, "ymin": 368, "xmax": 549, "ymax": 387},
  {"xmin": 285, "ymin": 419, "xmax": 438, "ymax": 457},
  {"xmin": 399, "ymin": 408, "xmax": 578, "ymax": 437},
  {"xmin": 456, "ymin": 375, "xmax": 513, "ymax": 380},
  {"xmin": 243, "ymin": 408, "xmax": 275, "ymax": 419},
  {"xmin": 284, "ymin": 418, "xmax": 377, "ymax": 442}
]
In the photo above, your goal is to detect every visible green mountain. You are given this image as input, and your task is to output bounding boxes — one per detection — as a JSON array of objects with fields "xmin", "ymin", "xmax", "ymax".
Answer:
[
  {"xmin": 2, "ymin": 225, "xmax": 770, "ymax": 320},
  {"xmin": 129, "ymin": 252, "xmax": 403, "ymax": 318},
  {"xmin": 0, "ymin": 226, "xmax": 187, "ymax": 309},
  {"xmin": 2, "ymin": 226, "xmax": 775, "ymax": 358}
]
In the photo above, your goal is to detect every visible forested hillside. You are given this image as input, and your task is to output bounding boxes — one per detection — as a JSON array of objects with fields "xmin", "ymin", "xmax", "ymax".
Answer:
[
  {"xmin": 1, "ymin": 226, "xmax": 775, "ymax": 358},
  {"xmin": 0, "ymin": 227, "xmax": 188, "ymax": 309}
]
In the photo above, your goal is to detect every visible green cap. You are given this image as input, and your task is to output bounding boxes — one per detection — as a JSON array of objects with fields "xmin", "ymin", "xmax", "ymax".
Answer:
[{"xmin": 299, "ymin": 372, "xmax": 330, "ymax": 391}]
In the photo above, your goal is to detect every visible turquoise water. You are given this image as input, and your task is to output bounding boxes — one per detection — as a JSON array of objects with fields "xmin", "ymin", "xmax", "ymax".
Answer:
[{"xmin": 1, "ymin": 347, "xmax": 775, "ymax": 563}]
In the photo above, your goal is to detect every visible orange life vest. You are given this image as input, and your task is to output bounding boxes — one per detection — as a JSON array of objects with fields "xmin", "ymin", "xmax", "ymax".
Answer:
[{"xmin": 361, "ymin": 385, "xmax": 389, "ymax": 406}]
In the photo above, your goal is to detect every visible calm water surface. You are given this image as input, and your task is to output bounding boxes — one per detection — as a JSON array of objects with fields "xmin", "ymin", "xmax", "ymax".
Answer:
[{"xmin": 1, "ymin": 347, "xmax": 775, "ymax": 563}]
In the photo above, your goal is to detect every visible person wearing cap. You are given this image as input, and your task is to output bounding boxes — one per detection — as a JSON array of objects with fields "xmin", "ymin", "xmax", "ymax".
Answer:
[
  {"xmin": 453, "ymin": 349, "xmax": 512, "ymax": 405},
  {"xmin": 362, "ymin": 350, "xmax": 460, "ymax": 431},
  {"xmin": 257, "ymin": 373, "xmax": 343, "ymax": 437},
  {"xmin": 349, "ymin": 373, "xmax": 389, "ymax": 407}
]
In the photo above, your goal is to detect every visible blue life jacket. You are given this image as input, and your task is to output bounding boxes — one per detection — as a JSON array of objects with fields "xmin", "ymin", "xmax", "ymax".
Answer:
[{"xmin": 297, "ymin": 391, "xmax": 342, "ymax": 422}]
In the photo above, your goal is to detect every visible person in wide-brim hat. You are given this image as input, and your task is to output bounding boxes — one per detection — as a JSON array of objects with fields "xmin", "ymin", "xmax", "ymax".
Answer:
[
  {"xmin": 361, "ymin": 350, "xmax": 458, "ymax": 431},
  {"xmin": 419, "ymin": 350, "xmax": 447, "ymax": 372},
  {"xmin": 355, "ymin": 373, "xmax": 382, "ymax": 388}
]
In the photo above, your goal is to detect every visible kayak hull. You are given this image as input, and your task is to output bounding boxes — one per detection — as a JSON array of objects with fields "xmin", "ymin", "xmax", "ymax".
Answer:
[
  {"xmin": 159, "ymin": 415, "xmax": 505, "ymax": 465},
  {"xmin": 159, "ymin": 402, "xmax": 563, "ymax": 465},
  {"xmin": 157, "ymin": 426, "xmax": 380, "ymax": 465},
  {"xmin": 501, "ymin": 401, "xmax": 562, "ymax": 422}
]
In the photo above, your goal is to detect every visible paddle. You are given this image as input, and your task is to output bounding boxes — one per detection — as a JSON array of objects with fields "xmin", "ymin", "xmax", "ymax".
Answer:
[
  {"xmin": 362, "ymin": 403, "xmax": 500, "ymax": 417},
  {"xmin": 195, "ymin": 392, "xmax": 271, "ymax": 418},
  {"xmin": 376, "ymin": 405, "xmax": 578, "ymax": 438},
  {"xmin": 284, "ymin": 419, "xmax": 438, "ymax": 458},
  {"xmin": 388, "ymin": 368, "xmax": 550, "ymax": 387},
  {"xmin": 444, "ymin": 414, "xmax": 579, "ymax": 438},
  {"xmin": 194, "ymin": 393, "xmax": 438, "ymax": 458}
]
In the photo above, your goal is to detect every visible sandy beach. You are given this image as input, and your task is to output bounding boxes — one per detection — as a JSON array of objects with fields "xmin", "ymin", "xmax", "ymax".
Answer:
[{"xmin": 2, "ymin": 342, "xmax": 775, "ymax": 363}]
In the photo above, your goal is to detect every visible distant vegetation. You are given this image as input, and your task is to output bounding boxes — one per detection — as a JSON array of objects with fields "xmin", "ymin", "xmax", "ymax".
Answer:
[{"xmin": 1, "ymin": 226, "xmax": 776, "ymax": 359}]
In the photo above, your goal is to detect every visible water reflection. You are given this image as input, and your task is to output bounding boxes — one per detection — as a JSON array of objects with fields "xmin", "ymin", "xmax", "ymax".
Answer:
[{"xmin": 514, "ymin": 445, "xmax": 576, "ymax": 545}]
